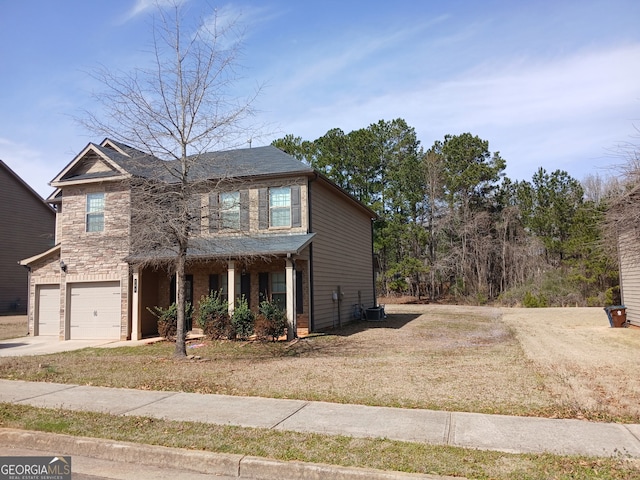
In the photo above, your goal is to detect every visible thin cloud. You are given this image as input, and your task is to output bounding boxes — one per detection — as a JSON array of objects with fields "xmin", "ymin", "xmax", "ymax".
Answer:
[
  {"xmin": 120, "ymin": 0, "xmax": 187, "ymax": 23},
  {"xmin": 273, "ymin": 17, "xmax": 445, "ymax": 96},
  {"xmin": 209, "ymin": 3, "xmax": 282, "ymax": 29},
  {"xmin": 261, "ymin": 42, "xmax": 640, "ymax": 181}
]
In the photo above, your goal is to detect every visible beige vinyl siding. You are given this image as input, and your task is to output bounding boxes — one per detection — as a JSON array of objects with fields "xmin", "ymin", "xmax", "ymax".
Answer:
[
  {"xmin": 0, "ymin": 161, "xmax": 55, "ymax": 314},
  {"xmin": 310, "ymin": 178, "xmax": 375, "ymax": 331},
  {"xmin": 619, "ymin": 230, "xmax": 640, "ymax": 326}
]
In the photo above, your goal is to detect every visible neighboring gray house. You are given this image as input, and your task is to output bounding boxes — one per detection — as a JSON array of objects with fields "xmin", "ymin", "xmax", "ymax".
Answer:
[
  {"xmin": 21, "ymin": 139, "xmax": 377, "ymax": 340},
  {"xmin": 0, "ymin": 159, "xmax": 55, "ymax": 314},
  {"xmin": 618, "ymin": 229, "xmax": 640, "ymax": 327},
  {"xmin": 618, "ymin": 187, "xmax": 640, "ymax": 327}
]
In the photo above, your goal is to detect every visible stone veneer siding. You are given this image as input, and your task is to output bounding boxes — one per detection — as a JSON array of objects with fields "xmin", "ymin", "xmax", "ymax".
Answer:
[{"xmin": 29, "ymin": 181, "xmax": 132, "ymax": 339}]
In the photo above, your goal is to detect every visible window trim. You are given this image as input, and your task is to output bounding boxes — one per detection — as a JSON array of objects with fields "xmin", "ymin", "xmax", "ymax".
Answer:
[
  {"xmin": 210, "ymin": 190, "xmax": 249, "ymax": 233},
  {"xmin": 220, "ymin": 191, "xmax": 241, "ymax": 230},
  {"xmin": 270, "ymin": 271, "xmax": 287, "ymax": 309},
  {"xmin": 269, "ymin": 187, "xmax": 292, "ymax": 228},
  {"xmin": 86, "ymin": 192, "xmax": 105, "ymax": 233}
]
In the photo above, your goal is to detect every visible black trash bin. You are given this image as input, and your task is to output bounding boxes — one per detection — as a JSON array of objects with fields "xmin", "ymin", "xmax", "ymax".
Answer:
[{"xmin": 604, "ymin": 305, "xmax": 627, "ymax": 328}]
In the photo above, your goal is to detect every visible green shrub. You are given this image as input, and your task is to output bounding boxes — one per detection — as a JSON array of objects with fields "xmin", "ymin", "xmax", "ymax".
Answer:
[
  {"xmin": 586, "ymin": 296, "xmax": 600, "ymax": 307},
  {"xmin": 197, "ymin": 292, "xmax": 231, "ymax": 339},
  {"xmin": 475, "ymin": 292, "xmax": 488, "ymax": 306},
  {"xmin": 604, "ymin": 286, "xmax": 620, "ymax": 306},
  {"xmin": 231, "ymin": 296, "xmax": 254, "ymax": 340},
  {"xmin": 523, "ymin": 291, "xmax": 547, "ymax": 308},
  {"xmin": 255, "ymin": 300, "xmax": 287, "ymax": 341},
  {"xmin": 147, "ymin": 302, "xmax": 192, "ymax": 341}
]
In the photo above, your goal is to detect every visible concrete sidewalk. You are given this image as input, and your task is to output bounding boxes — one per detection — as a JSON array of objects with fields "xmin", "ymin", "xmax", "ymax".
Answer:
[
  {"xmin": 1, "ymin": 379, "xmax": 639, "ymax": 459},
  {"xmin": 0, "ymin": 335, "xmax": 164, "ymax": 357}
]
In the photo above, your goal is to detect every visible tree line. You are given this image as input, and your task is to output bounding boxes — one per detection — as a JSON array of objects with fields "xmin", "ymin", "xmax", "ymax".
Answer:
[{"xmin": 273, "ymin": 118, "xmax": 620, "ymax": 306}]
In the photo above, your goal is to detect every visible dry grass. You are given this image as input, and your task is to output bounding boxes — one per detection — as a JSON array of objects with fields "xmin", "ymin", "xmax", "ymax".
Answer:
[
  {"xmin": 3, "ymin": 306, "xmax": 640, "ymax": 478},
  {"xmin": 0, "ymin": 306, "xmax": 545, "ymax": 416},
  {"xmin": 1, "ymin": 305, "xmax": 639, "ymax": 422},
  {"xmin": 0, "ymin": 316, "xmax": 27, "ymax": 341},
  {"xmin": 2, "ymin": 403, "xmax": 639, "ymax": 480},
  {"xmin": 502, "ymin": 307, "xmax": 640, "ymax": 422}
]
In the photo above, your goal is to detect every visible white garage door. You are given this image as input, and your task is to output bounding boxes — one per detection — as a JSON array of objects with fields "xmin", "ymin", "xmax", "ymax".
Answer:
[
  {"xmin": 69, "ymin": 282, "xmax": 121, "ymax": 339},
  {"xmin": 36, "ymin": 285, "xmax": 60, "ymax": 336}
]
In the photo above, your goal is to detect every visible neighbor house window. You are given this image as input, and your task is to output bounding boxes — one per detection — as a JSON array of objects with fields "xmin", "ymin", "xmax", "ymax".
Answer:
[
  {"xmin": 86, "ymin": 193, "xmax": 105, "ymax": 232},
  {"xmin": 270, "ymin": 187, "xmax": 291, "ymax": 227},
  {"xmin": 220, "ymin": 192, "xmax": 240, "ymax": 230},
  {"xmin": 271, "ymin": 272, "xmax": 286, "ymax": 309}
]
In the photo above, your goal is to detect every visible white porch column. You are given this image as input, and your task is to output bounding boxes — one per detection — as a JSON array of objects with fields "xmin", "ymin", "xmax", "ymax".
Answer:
[
  {"xmin": 286, "ymin": 258, "xmax": 296, "ymax": 340},
  {"xmin": 131, "ymin": 270, "xmax": 141, "ymax": 341},
  {"xmin": 227, "ymin": 260, "xmax": 236, "ymax": 316}
]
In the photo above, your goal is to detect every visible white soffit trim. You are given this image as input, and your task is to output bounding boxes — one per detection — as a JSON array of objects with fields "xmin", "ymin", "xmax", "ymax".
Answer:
[
  {"xmin": 19, "ymin": 244, "xmax": 61, "ymax": 266},
  {"xmin": 50, "ymin": 143, "xmax": 131, "ymax": 187}
]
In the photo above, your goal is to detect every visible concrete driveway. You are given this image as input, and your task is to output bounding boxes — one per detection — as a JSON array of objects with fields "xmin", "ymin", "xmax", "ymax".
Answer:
[{"xmin": 0, "ymin": 336, "xmax": 153, "ymax": 357}]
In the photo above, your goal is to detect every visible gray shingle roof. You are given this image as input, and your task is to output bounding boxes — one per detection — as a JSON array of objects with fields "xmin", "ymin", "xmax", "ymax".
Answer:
[
  {"xmin": 189, "ymin": 233, "xmax": 316, "ymax": 258},
  {"xmin": 125, "ymin": 233, "xmax": 315, "ymax": 262},
  {"xmin": 107, "ymin": 143, "xmax": 313, "ymax": 182},
  {"xmin": 186, "ymin": 146, "xmax": 314, "ymax": 181}
]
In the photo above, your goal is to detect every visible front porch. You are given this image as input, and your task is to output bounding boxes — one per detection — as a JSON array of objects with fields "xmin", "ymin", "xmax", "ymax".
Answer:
[{"xmin": 130, "ymin": 255, "xmax": 310, "ymax": 341}]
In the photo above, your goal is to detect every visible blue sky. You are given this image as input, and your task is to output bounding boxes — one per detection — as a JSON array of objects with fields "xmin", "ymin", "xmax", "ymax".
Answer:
[{"xmin": 1, "ymin": 0, "xmax": 639, "ymax": 198}]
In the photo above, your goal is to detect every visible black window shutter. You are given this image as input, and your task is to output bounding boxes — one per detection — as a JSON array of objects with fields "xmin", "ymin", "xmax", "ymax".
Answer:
[
  {"xmin": 209, "ymin": 274, "xmax": 219, "ymax": 294},
  {"xmin": 258, "ymin": 189, "xmax": 268, "ymax": 229},
  {"xmin": 190, "ymin": 196, "xmax": 201, "ymax": 235},
  {"xmin": 241, "ymin": 273, "xmax": 251, "ymax": 308},
  {"xmin": 240, "ymin": 190, "xmax": 249, "ymax": 231},
  {"xmin": 296, "ymin": 271, "xmax": 303, "ymax": 314},
  {"xmin": 259, "ymin": 272, "xmax": 269, "ymax": 303},
  {"xmin": 170, "ymin": 275, "xmax": 176, "ymax": 304},
  {"xmin": 291, "ymin": 185, "xmax": 301, "ymax": 227},
  {"xmin": 209, "ymin": 193, "xmax": 219, "ymax": 233}
]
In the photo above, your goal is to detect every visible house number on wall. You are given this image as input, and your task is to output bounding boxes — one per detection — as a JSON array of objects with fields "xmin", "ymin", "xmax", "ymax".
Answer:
[{"xmin": 94, "ymin": 310, "xmax": 98, "ymax": 316}]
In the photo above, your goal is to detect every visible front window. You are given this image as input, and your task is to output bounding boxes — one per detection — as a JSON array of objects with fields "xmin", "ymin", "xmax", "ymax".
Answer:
[
  {"xmin": 220, "ymin": 192, "xmax": 240, "ymax": 230},
  {"xmin": 215, "ymin": 273, "xmax": 242, "ymax": 303},
  {"xmin": 270, "ymin": 187, "xmax": 291, "ymax": 227},
  {"xmin": 271, "ymin": 272, "xmax": 286, "ymax": 309},
  {"xmin": 86, "ymin": 193, "xmax": 105, "ymax": 232}
]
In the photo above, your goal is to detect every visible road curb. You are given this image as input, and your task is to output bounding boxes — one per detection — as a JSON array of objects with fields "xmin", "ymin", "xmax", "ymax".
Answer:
[{"xmin": 0, "ymin": 429, "xmax": 461, "ymax": 480}]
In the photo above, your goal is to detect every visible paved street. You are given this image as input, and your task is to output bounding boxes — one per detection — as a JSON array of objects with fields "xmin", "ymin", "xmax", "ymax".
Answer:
[{"xmin": 0, "ymin": 446, "xmax": 236, "ymax": 480}]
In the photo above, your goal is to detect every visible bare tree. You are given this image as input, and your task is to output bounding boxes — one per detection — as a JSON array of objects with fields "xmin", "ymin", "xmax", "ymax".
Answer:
[
  {"xmin": 422, "ymin": 149, "xmax": 445, "ymax": 300},
  {"xmin": 81, "ymin": 2, "xmax": 259, "ymax": 357},
  {"xmin": 604, "ymin": 134, "xmax": 640, "ymax": 242}
]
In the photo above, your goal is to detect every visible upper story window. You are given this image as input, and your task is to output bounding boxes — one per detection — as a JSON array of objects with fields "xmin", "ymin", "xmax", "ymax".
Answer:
[
  {"xmin": 269, "ymin": 187, "xmax": 291, "ymax": 227},
  {"xmin": 86, "ymin": 193, "xmax": 105, "ymax": 232},
  {"xmin": 220, "ymin": 192, "xmax": 241, "ymax": 230},
  {"xmin": 209, "ymin": 190, "xmax": 248, "ymax": 233},
  {"xmin": 258, "ymin": 185, "xmax": 302, "ymax": 230}
]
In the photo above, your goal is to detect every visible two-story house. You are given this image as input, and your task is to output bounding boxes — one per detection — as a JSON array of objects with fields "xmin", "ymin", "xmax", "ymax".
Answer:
[
  {"xmin": 20, "ymin": 139, "xmax": 377, "ymax": 340},
  {"xmin": 0, "ymin": 160, "xmax": 55, "ymax": 314}
]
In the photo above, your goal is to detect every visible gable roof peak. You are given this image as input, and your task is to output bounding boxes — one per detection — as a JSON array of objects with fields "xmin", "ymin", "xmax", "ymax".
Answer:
[{"xmin": 50, "ymin": 142, "xmax": 132, "ymax": 187}]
